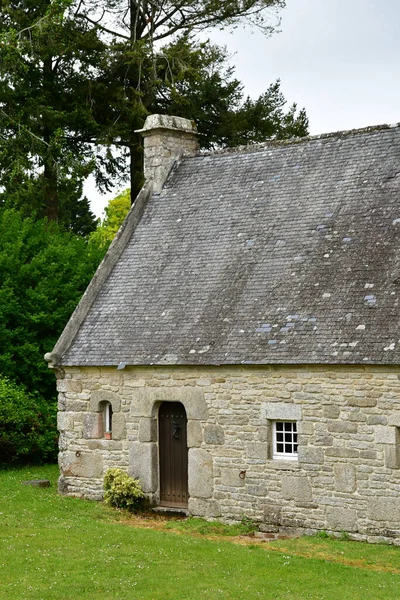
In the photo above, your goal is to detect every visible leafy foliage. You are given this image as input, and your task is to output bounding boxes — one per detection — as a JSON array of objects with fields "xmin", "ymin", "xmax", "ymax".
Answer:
[
  {"xmin": 154, "ymin": 37, "xmax": 308, "ymax": 149},
  {"xmin": 0, "ymin": 208, "xmax": 106, "ymax": 402},
  {"xmin": 104, "ymin": 468, "xmax": 145, "ymax": 511},
  {"xmin": 89, "ymin": 189, "xmax": 131, "ymax": 249},
  {"xmin": 0, "ymin": 0, "xmax": 308, "ymax": 218},
  {"xmin": 76, "ymin": 0, "xmax": 285, "ymax": 43},
  {"xmin": 0, "ymin": 0, "xmax": 103, "ymax": 233},
  {"xmin": 0, "ymin": 376, "xmax": 57, "ymax": 464}
]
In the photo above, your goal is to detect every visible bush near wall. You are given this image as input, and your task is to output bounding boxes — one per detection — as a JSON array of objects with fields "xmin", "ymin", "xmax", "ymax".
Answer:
[
  {"xmin": 0, "ymin": 376, "xmax": 58, "ymax": 465},
  {"xmin": 104, "ymin": 468, "xmax": 145, "ymax": 511}
]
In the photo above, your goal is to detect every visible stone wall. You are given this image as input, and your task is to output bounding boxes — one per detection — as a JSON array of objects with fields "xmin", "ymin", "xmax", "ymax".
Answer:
[{"xmin": 56, "ymin": 364, "xmax": 400, "ymax": 543}]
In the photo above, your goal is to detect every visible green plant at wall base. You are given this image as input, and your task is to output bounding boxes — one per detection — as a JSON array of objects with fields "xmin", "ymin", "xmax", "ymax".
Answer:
[
  {"xmin": 315, "ymin": 530, "xmax": 330, "ymax": 539},
  {"xmin": 240, "ymin": 516, "xmax": 258, "ymax": 534},
  {"xmin": 104, "ymin": 468, "xmax": 145, "ymax": 511}
]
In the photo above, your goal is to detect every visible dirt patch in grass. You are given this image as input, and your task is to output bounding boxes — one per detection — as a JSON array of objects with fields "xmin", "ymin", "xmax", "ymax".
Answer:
[
  {"xmin": 115, "ymin": 511, "xmax": 400, "ymax": 575},
  {"xmin": 262, "ymin": 542, "xmax": 400, "ymax": 575}
]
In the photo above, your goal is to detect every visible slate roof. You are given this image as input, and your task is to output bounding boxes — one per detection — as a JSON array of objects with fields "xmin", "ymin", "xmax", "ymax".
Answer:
[{"xmin": 58, "ymin": 125, "xmax": 400, "ymax": 366}]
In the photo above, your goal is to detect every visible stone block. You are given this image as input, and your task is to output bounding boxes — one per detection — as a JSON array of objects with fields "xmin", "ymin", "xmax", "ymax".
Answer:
[
  {"xmin": 257, "ymin": 426, "xmax": 268, "ymax": 442},
  {"xmin": 187, "ymin": 421, "xmax": 203, "ymax": 447},
  {"xmin": 218, "ymin": 415, "xmax": 249, "ymax": 426},
  {"xmin": 131, "ymin": 387, "xmax": 208, "ymax": 420},
  {"xmin": 65, "ymin": 380, "xmax": 83, "ymax": 393},
  {"xmin": 298, "ymin": 447, "xmax": 324, "ymax": 465},
  {"xmin": 367, "ymin": 497, "xmax": 400, "ymax": 522},
  {"xmin": 281, "ymin": 476, "xmax": 312, "ymax": 502},
  {"xmin": 57, "ymin": 412, "xmax": 74, "ymax": 432},
  {"xmin": 188, "ymin": 448, "xmax": 213, "ymax": 498},
  {"xmin": 263, "ymin": 504, "xmax": 282, "ymax": 525},
  {"xmin": 385, "ymin": 445, "xmax": 400, "ymax": 469},
  {"xmin": 246, "ymin": 443, "xmax": 268, "ymax": 460},
  {"xmin": 204, "ymin": 424, "xmax": 225, "ymax": 445},
  {"xmin": 56, "ymin": 380, "xmax": 68, "ymax": 392},
  {"xmin": 90, "ymin": 390, "xmax": 121, "ymax": 412},
  {"xmin": 188, "ymin": 498, "xmax": 221, "ymax": 518},
  {"xmin": 138, "ymin": 418, "xmax": 157, "ymax": 442},
  {"xmin": 304, "ymin": 384, "xmax": 322, "ymax": 393},
  {"xmin": 348, "ymin": 412, "xmax": 366, "ymax": 422},
  {"xmin": 261, "ymin": 403, "xmax": 302, "ymax": 421},
  {"xmin": 65, "ymin": 400, "xmax": 87, "ymax": 412},
  {"xmin": 58, "ymin": 393, "xmax": 66, "ymax": 411},
  {"xmin": 82, "ymin": 413, "xmax": 103, "ymax": 439},
  {"xmin": 87, "ymin": 440, "xmax": 106, "ymax": 450},
  {"xmin": 221, "ymin": 468, "xmax": 245, "ymax": 487},
  {"xmin": 60, "ymin": 451, "xmax": 103, "ymax": 478},
  {"xmin": 388, "ymin": 414, "xmax": 400, "ymax": 427},
  {"xmin": 246, "ymin": 484, "xmax": 267, "ymax": 496},
  {"xmin": 359, "ymin": 450, "xmax": 377, "ymax": 460},
  {"xmin": 347, "ymin": 397, "xmax": 377, "ymax": 408},
  {"xmin": 314, "ymin": 436, "xmax": 334, "ymax": 446},
  {"xmin": 326, "ymin": 507, "xmax": 357, "ymax": 532},
  {"xmin": 325, "ymin": 447, "xmax": 359, "ymax": 458},
  {"xmin": 367, "ymin": 415, "xmax": 388, "ymax": 425},
  {"xmin": 58, "ymin": 433, "xmax": 68, "ymax": 451},
  {"xmin": 327, "ymin": 422, "xmax": 358, "ymax": 434},
  {"xmin": 129, "ymin": 442, "xmax": 157, "ymax": 493},
  {"xmin": 297, "ymin": 421, "xmax": 314, "ymax": 435},
  {"xmin": 112, "ymin": 413, "xmax": 126, "ymax": 441},
  {"xmin": 334, "ymin": 463, "xmax": 356, "ymax": 492},
  {"xmin": 374, "ymin": 425, "xmax": 397, "ymax": 444},
  {"xmin": 323, "ymin": 405, "xmax": 340, "ymax": 419}
]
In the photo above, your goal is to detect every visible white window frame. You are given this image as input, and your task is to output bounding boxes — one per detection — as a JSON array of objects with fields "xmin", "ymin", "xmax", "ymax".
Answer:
[{"xmin": 273, "ymin": 421, "xmax": 298, "ymax": 460}]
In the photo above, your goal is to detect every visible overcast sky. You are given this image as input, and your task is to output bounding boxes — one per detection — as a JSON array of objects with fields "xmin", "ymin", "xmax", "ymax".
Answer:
[{"xmin": 88, "ymin": 0, "xmax": 400, "ymax": 217}]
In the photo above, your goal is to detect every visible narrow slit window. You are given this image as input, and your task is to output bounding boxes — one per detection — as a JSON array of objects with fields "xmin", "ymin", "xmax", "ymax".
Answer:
[
  {"xmin": 105, "ymin": 402, "xmax": 113, "ymax": 434},
  {"xmin": 273, "ymin": 421, "xmax": 298, "ymax": 460}
]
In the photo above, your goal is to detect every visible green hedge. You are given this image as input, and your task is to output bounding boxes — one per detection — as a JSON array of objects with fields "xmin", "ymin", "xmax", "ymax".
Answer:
[{"xmin": 0, "ymin": 376, "xmax": 58, "ymax": 464}]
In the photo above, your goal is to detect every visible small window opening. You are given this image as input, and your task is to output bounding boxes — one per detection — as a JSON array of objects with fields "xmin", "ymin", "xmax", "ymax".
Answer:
[
  {"xmin": 105, "ymin": 402, "xmax": 113, "ymax": 436},
  {"xmin": 273, "ymin": 421, "xmax": 298, "ymax": 460}
]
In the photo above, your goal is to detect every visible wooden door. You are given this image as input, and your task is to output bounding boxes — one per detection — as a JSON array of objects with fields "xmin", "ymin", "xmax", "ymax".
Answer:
[{"xmin": 159, "ymin": 402, "xmax": 188, "ymax": 507}]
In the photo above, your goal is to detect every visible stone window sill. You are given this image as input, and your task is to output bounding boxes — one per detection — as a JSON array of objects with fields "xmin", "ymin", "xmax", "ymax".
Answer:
[{"xmin": 266, "ymin": 459, "xmax": 301, "ymax": 471}]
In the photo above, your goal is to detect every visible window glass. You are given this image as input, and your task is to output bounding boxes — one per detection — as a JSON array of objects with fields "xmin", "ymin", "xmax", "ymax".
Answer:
[{"xmin": 273, "ymin": 421, "xmax": 297, "ymax": 459}]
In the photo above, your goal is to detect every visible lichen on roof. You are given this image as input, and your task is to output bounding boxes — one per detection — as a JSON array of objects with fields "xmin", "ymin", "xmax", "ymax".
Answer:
[{"xmin": 54, "ymin": 125, "xmax": 400, "ymax": 367}]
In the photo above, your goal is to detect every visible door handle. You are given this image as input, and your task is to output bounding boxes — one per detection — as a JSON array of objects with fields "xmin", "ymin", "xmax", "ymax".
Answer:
[{"xmin": 172, "ymin": 421, "xmax": 180, "ymax": 439}]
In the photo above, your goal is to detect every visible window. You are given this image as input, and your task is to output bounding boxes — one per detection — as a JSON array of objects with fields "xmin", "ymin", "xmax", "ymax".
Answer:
[
  {"xmin": 273, "ymin": 421, "xmax": 298, "ymax": 460},
  {"xmin": 105, "ymin": 402, "xmax": 113, "ymax": 438}
]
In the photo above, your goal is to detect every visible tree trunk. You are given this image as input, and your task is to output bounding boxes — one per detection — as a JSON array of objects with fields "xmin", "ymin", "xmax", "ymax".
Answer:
[
  {"xmin": 43, "ymin": 152, "xmax": 58, "ymax": 222},
  {"xmin": 129, "ymin": 136, "xmax": 144, "ymax": 204},
  {"xmin": 129, "ymin": 1, "xmax": 146, "ymax": 204},
  {"xmin": 43, "ymin": 57, "xmax": 58, "ymax": 222}
]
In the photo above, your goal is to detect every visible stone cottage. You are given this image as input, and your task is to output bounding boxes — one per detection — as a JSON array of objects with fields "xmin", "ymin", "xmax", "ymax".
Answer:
[{"xmin": 46, "ymin": 115, "xmax": 400, "ymax": 542}]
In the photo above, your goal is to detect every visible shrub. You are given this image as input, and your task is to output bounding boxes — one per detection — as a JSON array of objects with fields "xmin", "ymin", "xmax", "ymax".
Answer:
[
  {"xmin": 103, "ymin": 468, "xmax": 145, "ymax": 511},
  {"xmin": 0, "ymin": 376, "xmax": 58, "ymax": 464}
]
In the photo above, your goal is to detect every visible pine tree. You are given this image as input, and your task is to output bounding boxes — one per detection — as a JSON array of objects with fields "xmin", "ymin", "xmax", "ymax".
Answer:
[{"xmin": 0, "ymin": 0, "xmax": 103, "ymax": 234}]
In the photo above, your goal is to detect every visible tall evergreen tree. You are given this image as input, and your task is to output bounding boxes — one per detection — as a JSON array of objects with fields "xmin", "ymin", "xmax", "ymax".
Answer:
[
  {"xmin": 0, "ymin": 208, "xmax": 105, "ymax": 402},
  {"xmin": 0, "ymin": 0, "xmax": 103, "ymax": 234}
]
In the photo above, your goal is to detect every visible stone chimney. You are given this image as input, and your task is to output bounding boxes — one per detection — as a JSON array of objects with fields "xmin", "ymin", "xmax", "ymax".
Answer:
[{"xmin": 135, "ymin": 114, "xmax": 199, "ymax": 193}]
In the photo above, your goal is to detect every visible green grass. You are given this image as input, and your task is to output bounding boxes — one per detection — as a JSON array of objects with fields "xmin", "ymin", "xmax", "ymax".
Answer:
[
  {"xmin": 1, "ymin": 465, "xmax": 400, "ymax": 599},
  {"xmin": 164, "ymin": 516, "xmax": 258, "ymax": 537}
]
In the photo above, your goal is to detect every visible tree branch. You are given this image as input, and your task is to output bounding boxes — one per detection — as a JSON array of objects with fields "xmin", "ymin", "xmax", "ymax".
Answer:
[{"xmin": 76, "ymin": 13, "xmax": 131, "ymax": 40}]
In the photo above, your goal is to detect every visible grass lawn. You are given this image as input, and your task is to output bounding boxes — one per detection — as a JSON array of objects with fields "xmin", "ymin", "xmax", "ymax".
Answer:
[{"xmin": 1, "ymin": 465, "xmax": 400, "ymax": 599}]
